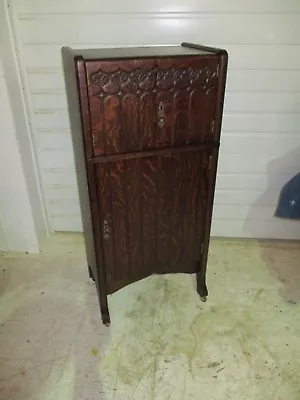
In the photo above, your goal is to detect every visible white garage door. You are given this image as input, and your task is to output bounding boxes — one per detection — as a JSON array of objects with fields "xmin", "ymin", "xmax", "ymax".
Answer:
[{"xmin": 9, "ymin": 0, "xmax": 300, "ymax": 239}]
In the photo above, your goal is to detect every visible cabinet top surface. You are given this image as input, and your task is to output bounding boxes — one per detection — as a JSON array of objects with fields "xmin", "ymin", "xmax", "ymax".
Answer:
[{"xmin": 65, "ymin": 45, "xmax": 216, "ymax": 61}]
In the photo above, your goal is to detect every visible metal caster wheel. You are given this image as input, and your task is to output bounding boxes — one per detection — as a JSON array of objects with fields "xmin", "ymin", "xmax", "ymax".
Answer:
[{"xmin": 200, "ymin": 296, "xmax": 207, "ymax": 302}]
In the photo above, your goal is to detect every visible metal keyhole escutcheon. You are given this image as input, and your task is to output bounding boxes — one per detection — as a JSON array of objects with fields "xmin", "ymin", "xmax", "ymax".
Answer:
[
  {"xmin": 103, "ymin": 217, "xmax": 110, "ymax": 240},
  {"xmin": 158, "ymin": 102, "xmax": 165, "ymax": 128}
]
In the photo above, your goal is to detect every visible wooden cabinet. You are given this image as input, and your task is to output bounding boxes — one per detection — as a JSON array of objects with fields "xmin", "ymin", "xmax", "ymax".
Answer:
[{"xmin": 62, "ymin": 43, "xmax": 228, "ymax": 326}]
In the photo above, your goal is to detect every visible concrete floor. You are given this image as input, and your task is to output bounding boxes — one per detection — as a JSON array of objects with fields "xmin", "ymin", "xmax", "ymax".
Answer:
[{"xmin": 0, "ymin": 234, "xmax": 299, "ymax": 400}]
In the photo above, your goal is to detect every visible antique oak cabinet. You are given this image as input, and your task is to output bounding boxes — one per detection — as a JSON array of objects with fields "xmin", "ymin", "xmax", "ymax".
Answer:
[{"xmin": 62, "ymin": 43, "xmax": 228, "ymax": 326}]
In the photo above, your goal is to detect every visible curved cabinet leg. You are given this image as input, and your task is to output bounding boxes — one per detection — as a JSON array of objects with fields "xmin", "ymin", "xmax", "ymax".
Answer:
[
  {"xmin": 196, "ymin": 260, "xmax": 208, "ymax": 302},
  {"xmin": 88, "ymin": 265, "xmax": 95, "ymax": 281},
  {"xmin": 197, "ymin": 273, "xmax": 208, "ymax": 302},
  {"xmin": 99, "ymin": 295, "xmax": 111, "ymax": 327},
  {"xmin": 89, "ymin": 265, "xmax": 110, "ymax": 326}
]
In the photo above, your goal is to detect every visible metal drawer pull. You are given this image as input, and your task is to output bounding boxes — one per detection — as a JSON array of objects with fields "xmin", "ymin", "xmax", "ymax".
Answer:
[{"xmin": 158, "ymin": 102, "xmax": 165, "ymax": 128}]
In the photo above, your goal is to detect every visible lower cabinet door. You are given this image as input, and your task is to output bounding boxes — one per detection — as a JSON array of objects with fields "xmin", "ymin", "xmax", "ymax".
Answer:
[{"xmin": 96, "ymin": 149, "xmax": 210, "ymax": 294}]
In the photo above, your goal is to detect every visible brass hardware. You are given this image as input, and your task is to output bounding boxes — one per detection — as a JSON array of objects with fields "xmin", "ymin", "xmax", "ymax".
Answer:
[
  {"xmin": 103, "ymin": 217, "xmax": 110, "ymax": 240},
  {"xmin": 158, "ymin": 102, "xmax": 165, "ymax": 128}
]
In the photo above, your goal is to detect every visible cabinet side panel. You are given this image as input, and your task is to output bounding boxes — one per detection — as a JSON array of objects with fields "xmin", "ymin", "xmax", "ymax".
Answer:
[
  {"xmin": 200, "ymin": 52, "xmax": 228, "ymax": 273},
  {"xmin": 61, "ymin": 49, "xmax": 105, "ymax": 293}
]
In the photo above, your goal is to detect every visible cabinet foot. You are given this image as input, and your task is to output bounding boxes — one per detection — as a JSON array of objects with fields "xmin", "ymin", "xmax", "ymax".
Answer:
[
  {"xmin": 101, "ymin": 306, "xmax": 111, "ymax": 327},
  {"xmin": 99, "ymin": 290, "xmax": 110, "ymax": 326},
  {"xmin": 88, "ymin": 265, "xmax": 95, "ymax": 281},
  {"xmin": 196, "ymin": 271, "xmax": 208, "ymax": 301}
]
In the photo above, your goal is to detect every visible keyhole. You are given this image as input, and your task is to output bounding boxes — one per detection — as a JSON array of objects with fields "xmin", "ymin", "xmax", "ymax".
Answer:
[
  {"xmin": 103, "ymin": 219, "xmax": 110, "ymax": 240},
  {"xmin": 158, "ymin": 102, "xmax": 165, "ymax": 128}
]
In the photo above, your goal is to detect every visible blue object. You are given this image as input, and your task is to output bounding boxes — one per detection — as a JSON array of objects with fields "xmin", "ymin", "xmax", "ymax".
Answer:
[{"xmin": 275, "ymin": 173, "xmax": 300, "ymax": 219}]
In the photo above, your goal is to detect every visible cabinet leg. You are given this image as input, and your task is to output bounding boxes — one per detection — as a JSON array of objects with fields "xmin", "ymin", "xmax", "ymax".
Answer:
[
  {"xmin": 88, "ymin": 265, "xmax": 95, "ymax": 281},
  {"xmin": 100, "ymin": 297, "xmax": 111, "ymax": 327},
  {"xmin": 196, "ymin": 261, "xmax": 208, "ymax": 302}
]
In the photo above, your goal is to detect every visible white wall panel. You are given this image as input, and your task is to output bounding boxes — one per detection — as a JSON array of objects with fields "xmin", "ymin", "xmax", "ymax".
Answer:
[
  {"xmin": 17, "ymin": 14, "xmax": 300, "ymax": 45},
  {"xmin": 34, "ymin": 110, "xmax": 70, "ymax": 130},
  {"xmin": 43, "ymin": 168, "xmax": 77, "ymax": 185},
  {"xmin": 211, "ymin": 220, "xmax": 300, "ymax": 240},
  {"xmin": 22, "ymin": 44, "xmax": 300, "ymax": 70},
  {"xmin": 226, "ymin": 70, "xmax": 300, "ymax": 93},
  {"xmin": 28, "ymin": 69, "xmax": 300, "ymax": 93},
  {"xmin": 47, "ymin": 185, "xmax": 79, "ymax": 200},
  {"xmin": 51, "ymin": 215, "xmax": 82, "ymax": 232},
  {"xmin": 9, "ymin": 0, "xmax": 300, "ymax": 238},
  {"xmin": 12, "ymin": 0, "xmax": 300, "ymax": 14},
  {"xmin": 222, "ymin": 114, "xmax": 300, "ymax": 133},
  {"xmin": 0, "ymin": 59, "xmax": 39, "ymax": 251},
  {"xmin": 31, "ymin": 91, "xmax": 300, "ymax": 114},
  {"xmin": 28, "ymin": 71, "xmax": 65, "ymax": 92},
  {"xmin": 49, "ymin": 199, "xmax": 80, "ymax": 215},
  {"xmin": 216, "ymin": 173, "xmax": 293, "ymax": 191},
  {"xmin": 38, "ymin": 149, "xmax": 299, "ymax": 174},
  {"xmin": 33, "ymin": 110, "xmax": 300, "ymax": 133},
  {"xmin": 224, "ymin": 93, "xmax": 300, "ymax": 114},
  {"xmin": 37, "ymin": 131, "xmax": 300, "ymax": 157}
]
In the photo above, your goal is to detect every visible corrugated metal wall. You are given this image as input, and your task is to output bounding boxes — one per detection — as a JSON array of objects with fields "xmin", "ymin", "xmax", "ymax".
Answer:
[{"xmin": 9, "ymin": 0, "xmax": 300, "ymax": 238}]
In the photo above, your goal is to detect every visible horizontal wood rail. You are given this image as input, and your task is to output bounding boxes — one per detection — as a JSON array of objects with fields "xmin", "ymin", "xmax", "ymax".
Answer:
[{"xmin": 89, "ymin": 142, "xmax": 219, "ymax": 164}]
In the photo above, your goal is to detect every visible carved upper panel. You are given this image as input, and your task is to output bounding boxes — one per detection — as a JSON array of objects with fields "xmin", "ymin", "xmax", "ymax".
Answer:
[{"xmin": 90, "ymin": 66, "xmax": 218, "ymax": 97}]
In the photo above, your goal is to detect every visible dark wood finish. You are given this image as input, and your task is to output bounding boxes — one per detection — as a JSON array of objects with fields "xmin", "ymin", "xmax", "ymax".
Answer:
[
  {"xmin": 62, "ymin": 43, "xmax": 228, "ymax": 325},
  {"xmin": 89, "ymin": 143, "xmax": 219, "ymax": 164},
  {"xmin": 86, "ymin": 56, "xmax": 219, "ymax": 156}
]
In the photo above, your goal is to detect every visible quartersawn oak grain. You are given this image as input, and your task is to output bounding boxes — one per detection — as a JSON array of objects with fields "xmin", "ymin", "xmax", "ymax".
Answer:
[{"xmin": 62, "ymin": 43, "xmax": 228, "ymax": 326}]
